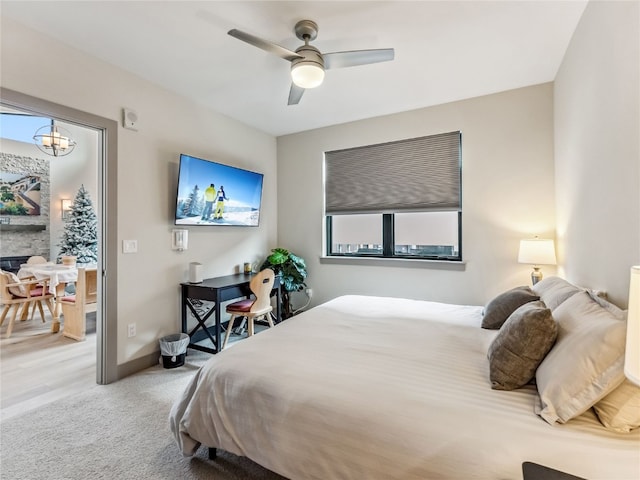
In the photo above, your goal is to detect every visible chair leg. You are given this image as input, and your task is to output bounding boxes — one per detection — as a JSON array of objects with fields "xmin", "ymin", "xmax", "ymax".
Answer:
[
  {"xmin": 18, "ymin": 303, "xmax": 28, "ymax": 321},
  {"xmin": 222, "ymin": 314, "xmax": 237, "ymax": 350},
  {"xmin": 0, "ymin": 304, "xmax": 10, "ymax": 326},
  {"xmin": 234, "ymin": 317, "xmax": 247, "ymax": 335},
  {"xmin": 5, "ymin": 304, "xmax": 20, "ymax": 338},
  {"xmin": 20, "ymin": 303, "xmax": 31, "ymax": 322},
  {"xmin": 36, "ymin": 301, "xmax": 46, "ymax": 323},
  {"xmin": 44, "ymin": 298, "xmax": 54, "ymax": 317},
  {"xmin": 266, "ymin": 313, "xmax": 274, "ymax": 328},
  {"xmin": 248, "ymin": 315, "xmax": 255, "ymax": 337},
  {"xmin": 27, "ymin": 300, "xmax": 44, "ymax": 322}
]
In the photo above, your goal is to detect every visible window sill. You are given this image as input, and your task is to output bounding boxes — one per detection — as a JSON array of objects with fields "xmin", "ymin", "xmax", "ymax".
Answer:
[{"xmin": 319, "ymin": 255, "xmax": 466, "ymax": 271}]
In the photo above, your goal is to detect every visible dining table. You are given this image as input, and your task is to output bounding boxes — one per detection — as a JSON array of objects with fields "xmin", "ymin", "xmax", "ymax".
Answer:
[{"xmin": 16, "ymin": 263, "xmax": 95, "ymax": 333}]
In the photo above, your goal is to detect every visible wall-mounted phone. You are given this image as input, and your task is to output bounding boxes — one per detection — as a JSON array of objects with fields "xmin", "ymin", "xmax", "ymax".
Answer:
[{"xmin": 172, "ymin": 229, "xmax": 188, "ymax": 251}]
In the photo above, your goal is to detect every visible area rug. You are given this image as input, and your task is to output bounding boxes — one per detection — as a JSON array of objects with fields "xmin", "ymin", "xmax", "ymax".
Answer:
[{"xmin": 0, "ymin": 351, "xmax": 287, "ymax": 480}]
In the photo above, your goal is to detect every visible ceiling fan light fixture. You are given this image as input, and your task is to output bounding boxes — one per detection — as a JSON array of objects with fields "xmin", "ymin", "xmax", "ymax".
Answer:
[
  {"xmin": 291, "ymin": 62, "xmax": 325, "ymax": 89},
  {"xmin": 228, "ymin": 19, "xmax": 394, "ymax": 104}
]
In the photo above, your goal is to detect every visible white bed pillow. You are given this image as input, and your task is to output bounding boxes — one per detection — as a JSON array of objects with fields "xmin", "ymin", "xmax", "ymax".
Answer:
[
  {"xmin": 535, "ymin": 291, "xmax": 626, "ymax": 425},
  {"xmin": 593, "ymin": 380, "xmax": 640, "ymax": 433},
  {"xmin": 586, "ymin": 290, "xmax": 627, "ymax": 320},
  {"xmin": 531, "ymin": 276, "xmax": 582, "ymax": 311}
]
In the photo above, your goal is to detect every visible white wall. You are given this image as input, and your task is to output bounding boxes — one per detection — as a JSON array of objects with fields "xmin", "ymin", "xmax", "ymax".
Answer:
[
  {"xmin": 554, "ymin": 0, "xmax": 640, "ymax": 306},
  {"xmin": 1, "ymin": 17, "xmax": 278, "ymax": 364},
  {"xmin": 277, "ymin": 83, "xmax": 556, "ymax": 307}
]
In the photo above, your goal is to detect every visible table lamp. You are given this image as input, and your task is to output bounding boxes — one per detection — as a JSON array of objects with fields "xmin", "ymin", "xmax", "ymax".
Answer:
[
  {"xmin": 625, "ymin": 266, "xmax": 640, "ymax": 386},
  {"xmin": 518, "ymin": 237, "xmax": 557, "ymax": 285}
]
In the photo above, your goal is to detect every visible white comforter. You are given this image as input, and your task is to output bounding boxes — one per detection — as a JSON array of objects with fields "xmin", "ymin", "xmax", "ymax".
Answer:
[{"xmin": 169, "ymin": 295, "xmax": 640, "ymax": 479}]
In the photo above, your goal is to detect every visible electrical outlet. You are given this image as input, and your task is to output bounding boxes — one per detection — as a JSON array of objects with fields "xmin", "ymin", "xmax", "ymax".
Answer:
[
  {"xmin": 305, "ymin": 288, "xmax": 313, "ymax": 298},
  {"xmin": 127, "ymin": 323, "xmax": 136, "ymax": 338}
]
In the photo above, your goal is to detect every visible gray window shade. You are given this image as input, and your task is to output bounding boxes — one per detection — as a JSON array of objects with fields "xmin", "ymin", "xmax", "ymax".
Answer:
[{"xmin": 325, "ymin": 131, "xmax": 461, "ymax": 215}]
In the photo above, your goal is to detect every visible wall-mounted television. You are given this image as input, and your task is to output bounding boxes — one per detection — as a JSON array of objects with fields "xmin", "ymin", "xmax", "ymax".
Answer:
[{"xmin": 174, "ymin": 154, "xmax": 264, "ymax": 227}]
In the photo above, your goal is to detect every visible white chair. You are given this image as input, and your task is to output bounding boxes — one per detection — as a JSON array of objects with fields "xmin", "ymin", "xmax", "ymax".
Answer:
[{"xmin": 222, "ymin": 269, "xmax": 275, "ymax": 349}]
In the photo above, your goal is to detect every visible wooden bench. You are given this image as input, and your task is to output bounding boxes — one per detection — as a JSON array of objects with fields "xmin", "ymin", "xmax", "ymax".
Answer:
[{"xmin": 60, "ymin": 267, "xmax": 97, "ymax": 341}]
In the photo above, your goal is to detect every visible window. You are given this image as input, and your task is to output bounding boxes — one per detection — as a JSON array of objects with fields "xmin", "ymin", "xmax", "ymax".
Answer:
[
  {"xmin": 0, "ymin": 112, "xmax": 51, "ymax": 143},
  {"xmin": 324, "ymin": 131, "xmax": 462, "ymax": 261}
]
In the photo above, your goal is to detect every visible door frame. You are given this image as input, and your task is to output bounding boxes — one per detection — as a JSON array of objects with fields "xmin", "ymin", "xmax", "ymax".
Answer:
[{"xmin": 1, "ymin": 87, "xmax": 118, "ymax": 384}]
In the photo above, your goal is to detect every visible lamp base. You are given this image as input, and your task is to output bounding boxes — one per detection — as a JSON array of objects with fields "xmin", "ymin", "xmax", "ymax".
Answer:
[{"xmin": 531, "ymin": 267, "xmax": 543, "ymax": 286}]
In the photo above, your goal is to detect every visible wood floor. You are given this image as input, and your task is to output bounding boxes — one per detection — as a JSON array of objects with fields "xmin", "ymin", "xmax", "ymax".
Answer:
[{"xmin": 0, "ymin": 309, "xmax": 96, "ymax": 422}]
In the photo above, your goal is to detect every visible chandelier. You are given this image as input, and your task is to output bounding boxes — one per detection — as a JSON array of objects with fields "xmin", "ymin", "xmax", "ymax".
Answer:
[{"xmin": 33, "ymin": 120, "xmax": 76, "ymax": 157}]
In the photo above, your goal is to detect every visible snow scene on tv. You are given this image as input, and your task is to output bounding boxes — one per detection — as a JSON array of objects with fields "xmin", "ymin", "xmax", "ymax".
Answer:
[{"xmin": 175, "ymin": 155, "xmax": 263, "ymax": 227}]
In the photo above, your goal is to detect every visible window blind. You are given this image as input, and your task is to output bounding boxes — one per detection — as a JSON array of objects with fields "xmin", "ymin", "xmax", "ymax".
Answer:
[{"xmin": 325, "ymin": 131, "xmax": 461, "ymax": 215}]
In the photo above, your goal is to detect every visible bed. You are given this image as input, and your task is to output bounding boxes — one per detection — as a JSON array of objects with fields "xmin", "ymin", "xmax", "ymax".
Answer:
[{"xmin": 169, "ymin": 277, "xmax": 640, "ymax": 479}]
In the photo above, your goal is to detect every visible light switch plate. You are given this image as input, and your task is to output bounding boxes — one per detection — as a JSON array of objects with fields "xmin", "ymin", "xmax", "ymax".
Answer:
[{"xmin": 122, "ymin": 239, "xmax": 138, "ymax": 253}]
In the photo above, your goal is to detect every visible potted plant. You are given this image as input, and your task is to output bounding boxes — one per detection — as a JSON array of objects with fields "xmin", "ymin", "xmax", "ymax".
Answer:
[{"xmin": 260, "ymin": 247, "xmax": 307, "ymax": 319}]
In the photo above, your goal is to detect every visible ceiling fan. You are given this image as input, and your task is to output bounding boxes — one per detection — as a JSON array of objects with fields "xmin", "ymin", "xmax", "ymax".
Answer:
[{"xmin": 228, "ymin": 20, "xmax": 394, "ymax": 105}]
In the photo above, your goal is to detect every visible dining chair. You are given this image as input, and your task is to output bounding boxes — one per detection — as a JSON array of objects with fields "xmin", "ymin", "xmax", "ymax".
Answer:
[
  {"xmin": 0, "ymin": 270, "xmax": 55, "ymax": 338},
  {"xmin": 222, "ymin": 269, "xmax": 275, "ymax": 349},
  {"xmin": 26, "ymin": 255, "xmax": 48, "ymax": 265},
  {"xmin": 23, "ymin": 256, "xmax": 50, "ymax": 316}
]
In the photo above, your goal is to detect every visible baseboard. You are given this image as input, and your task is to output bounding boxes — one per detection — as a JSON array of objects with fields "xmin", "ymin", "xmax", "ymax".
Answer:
[{"xmin": 116, "ymin": 350, "xmax": 160, "ymax": 380}]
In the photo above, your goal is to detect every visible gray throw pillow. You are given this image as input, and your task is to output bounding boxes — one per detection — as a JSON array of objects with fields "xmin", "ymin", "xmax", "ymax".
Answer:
[
  {"xmin": 488, "ymin": 301, "xmax": 557, "ymax": 391},
  {"xmin": 482, "ymin": 286, "xmax": 540, "ymax": 329}
]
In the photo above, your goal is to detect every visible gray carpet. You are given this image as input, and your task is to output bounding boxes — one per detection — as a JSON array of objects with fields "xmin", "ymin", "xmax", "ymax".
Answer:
[{"xmin": 0, "ymin": 350, "xmax": 287, "ymax": 480}]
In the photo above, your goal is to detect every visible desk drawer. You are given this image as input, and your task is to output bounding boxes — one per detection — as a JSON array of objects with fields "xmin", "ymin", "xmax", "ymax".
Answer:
[{"xmin": 183, "ymin": 285, "xmax": 219, "ymax": 302}]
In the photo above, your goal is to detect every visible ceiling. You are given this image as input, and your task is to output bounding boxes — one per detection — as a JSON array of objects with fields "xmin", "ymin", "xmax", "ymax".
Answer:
[{"xmin": 1, "ymin": 1, "xmax": 587, "ymax": 137}]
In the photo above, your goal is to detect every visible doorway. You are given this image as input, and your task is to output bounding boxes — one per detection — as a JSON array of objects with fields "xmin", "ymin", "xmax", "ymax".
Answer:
[{"xmin": 0, "ymin": 87, "xmax": 118, "ymax": 385}]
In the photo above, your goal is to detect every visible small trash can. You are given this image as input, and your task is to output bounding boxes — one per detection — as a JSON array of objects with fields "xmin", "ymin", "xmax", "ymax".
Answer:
[{"xmin": 159, "ymin": 333, "xmax": 190, "ymax": 369}]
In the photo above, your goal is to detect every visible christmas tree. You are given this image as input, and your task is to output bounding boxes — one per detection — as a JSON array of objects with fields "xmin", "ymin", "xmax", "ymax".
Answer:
[
  {"xmin": 181, "ymin": 184, "xmax": 202, "ymax": 217},
  {"xmin": 58, "ymin": 184, "xmax": 98, "ymax": 264}
]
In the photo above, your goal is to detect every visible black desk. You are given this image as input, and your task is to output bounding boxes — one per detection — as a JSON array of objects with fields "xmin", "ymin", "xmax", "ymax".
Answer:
[{"xmin": 180, "ymin": 273, "xmax": 282, "ymax": 354}]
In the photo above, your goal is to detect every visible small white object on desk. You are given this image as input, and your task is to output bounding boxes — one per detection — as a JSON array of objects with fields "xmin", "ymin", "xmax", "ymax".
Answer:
[{"xmin": 189, "ymin": 262, "xmax": 202, "ymax": 283}]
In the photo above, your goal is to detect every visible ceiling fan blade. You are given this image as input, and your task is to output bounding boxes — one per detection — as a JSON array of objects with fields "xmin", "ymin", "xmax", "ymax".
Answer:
[
  {"xmin": 228, "ymin": 29, "xmax": 303, "ymax": 62},
  {"xmin": 288, "ymin": 84, "xmax": 305, "ymax": 105},
  {"xmin": 323, "ymin": 48, "xmax": 395, "ymax": 70}
]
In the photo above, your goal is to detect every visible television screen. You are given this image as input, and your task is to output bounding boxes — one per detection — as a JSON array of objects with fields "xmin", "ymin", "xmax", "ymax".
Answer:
[{"xmin": 175, "ymin": 154, "xmax": 264, "ymax": 227}]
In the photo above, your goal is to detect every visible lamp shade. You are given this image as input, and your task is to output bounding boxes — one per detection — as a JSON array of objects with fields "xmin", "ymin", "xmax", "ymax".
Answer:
[
  {"xmin": 61, "ymin": 198, "xmax": 72, "ymax": 219},
  {"xmin": 291, "ymin": 62, "xmax": 325, "ymax": 89},
  {"xmin": 518, "ymin": 238, "xmax": 557, "ymax": 265},
  {"xmin": 625, "ymin": 266, "xmax": 640, "ymax": 386}
]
